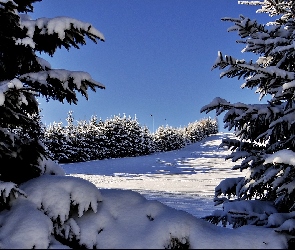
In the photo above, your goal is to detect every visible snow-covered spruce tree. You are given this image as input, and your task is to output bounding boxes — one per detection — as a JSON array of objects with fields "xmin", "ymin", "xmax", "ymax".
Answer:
[
  {"xmin": 43, "ymin": 121, "xmax": 68, "ymax": 162},
  {"xmin": 76, "ymin": 119, "xmax": 93, "ymax": 161},
  {"xmin": 201, "ymin": 0, "xmax": 295, "ymax": 237},
  {"xmin": 153, "ymin": 125, "xmax": 187, "ymax": 152},
  {"xmin": 184, "ymin": 117, "xmax": 218, "ymax": 143},
  {"xmin": 85, "ymin": 115, "xmax": 109, "ymax": 160},
  {"xmin": 62, "ymin": 111, "xmax": 91, "ymax": 163},
  {"xmin": 201, "ymin": 117, "xmax": 218, "ymax": 136},
  {"xmin": 101, "ymin": 114, "xmax": 154, "ymax": 158},
  {"xmin": 139, "ymin": 124, "xmax": 155, "ymax": 155},
  {"xmin": 43, "ymin": 112, "xmax": 108, "ymax": 163},
  {"xmin": 0, "ymin": 0, "xmax": 105, "ymax": 183},
  {"xmin": 120, "ymin": 114, "xmax": 154, "ymax": 157}
]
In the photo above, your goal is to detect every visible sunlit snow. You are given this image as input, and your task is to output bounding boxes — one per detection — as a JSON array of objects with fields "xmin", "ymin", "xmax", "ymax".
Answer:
[
  {"xmin": 0, "ymin": 133, "xmax": 289, "ymax": 248},
  {"xmin": 56, "ymin": 133, "xmax": 288, "ymax": 249}
]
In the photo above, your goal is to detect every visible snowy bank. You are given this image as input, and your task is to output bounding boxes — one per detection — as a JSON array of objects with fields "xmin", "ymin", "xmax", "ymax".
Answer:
[{"xmin": 0, "ymin": 177, "xmax": 288, "ymax": 249}]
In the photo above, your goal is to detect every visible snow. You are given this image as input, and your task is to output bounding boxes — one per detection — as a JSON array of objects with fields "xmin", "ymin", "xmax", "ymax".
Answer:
[
  {"xmin": 63, "ymin": 133, "xmax": 242, "ymax": 204},
  {"xmin": 68, "ymin": 189, "xmax": 285, "ymax": 249},
  {"xmin": 0, "ymin": 133, "xmax": 289, "ymax": 248},
  {"xmin": 264, "ymin": 149, "xmax": 295, "ymax": 166},
  {"xmin": 7, "ymin": 78, "xmax": 23, "ymax": 89},
  {"xmin": 20, "ymin": 16, "xmax": 105, "ymax": 41},
  {"xmin": 276, "ymin": 218, "xmax": 295, "ymax": 234},
  {"xmin": 267, "ymin": 211, "xmax": 295, "ymax": 228},
  {"xmin": 21, "ymin": 69, "xmax": 105, "ymax": 89},
  {"xmin": 36, "ymin": 56, "xmax": 52, "ymax": 70},
  {"xmin": 0, "ymin": 198, "xmax": 53, "ymax": 249},
  {"xmin": 0, "ymin": 78, "xmax": 25, "ymax": 106},
  {"xmin": 15, "ymin": 37, "xmax": 36, "ymax": 49},
  {"xmin": 221, "ymin": 200, "xmax": 278, "ymax": 222},
  {"xmin": 20, "ymin": 175, "xmax": 103, "ymax": 223},
  {"xmin": 0, "ymin": 91, "xmax": 4, "ymax": 106},
  {"xmin": 38, "ymin": 158, "xmax": 66, "ymax": 176},
  {"xmin": 0, "ymin": 181, "xmax": 26, "ymax": 201},
  {"xmin": 0, "ymin": 0, "xmax": 16, "ymax": 8},
  {"xmin": 57, "ymin": 133, "xmax": 287, "ymax": 248},
  {"xmin": 215, "ymin": 177, "xmax": 244, "ymax": 198},
  {"xmin": 283, "ymin": 80, "xmax": 295, "ymax": 91}
]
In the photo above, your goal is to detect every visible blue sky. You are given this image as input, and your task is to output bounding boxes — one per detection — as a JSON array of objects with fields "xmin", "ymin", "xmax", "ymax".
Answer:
[{"xmin": 31, "ymin": 0, "xmax": 270, "ymax": 132}]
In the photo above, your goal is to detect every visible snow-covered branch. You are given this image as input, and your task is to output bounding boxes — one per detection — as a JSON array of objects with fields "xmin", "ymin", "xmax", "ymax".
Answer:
[
  {"xmin": 19, "ymin": 16, "xmax": 105, "ymax": 54},
  {"xmin": 20, "ymin": 69, "xmax": 105, "ymax": 104}
]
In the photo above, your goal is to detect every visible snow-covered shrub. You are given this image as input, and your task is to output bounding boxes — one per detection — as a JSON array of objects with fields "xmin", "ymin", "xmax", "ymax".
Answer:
[
  {"xmin": 0, "ymin": 198, "xmax": 54, "ymax": 249},
  {"xmin": 153, "ymin": 125, "xmax": 187, "ymax": 152},
  {"xmin": 201, "ymin": 0, "xmax": 295, "ymax": 245},
  {"xmin": 0, "ymin": 175, "xmax": 103, "ymax": 249},
  {"xmin": 21, "ymin": 175, "xmax": 103, "ymax": 248},
  {"xmin": 100, "ymin": 114, "xmax": 154, "ymax": 158},
  {"xmin": 44, "ymin": 121, "xmax": 71, "ymax": 162},
  {"xmin": 0, "ymin": 183, "xmax": 288, "ymax": 249},
  {"xmin": 184, "ymin": 117, "xmax": 218, "ymax": 143}
]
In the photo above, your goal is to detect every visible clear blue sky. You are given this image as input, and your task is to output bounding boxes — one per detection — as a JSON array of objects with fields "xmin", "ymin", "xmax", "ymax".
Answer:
[{"xmin": 31, "ymin": 0, "xmax": 270, "ymax": 132}]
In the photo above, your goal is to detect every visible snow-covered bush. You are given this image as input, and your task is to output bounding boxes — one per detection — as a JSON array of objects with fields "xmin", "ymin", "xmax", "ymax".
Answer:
[
  {"xmin": 152, "ymin": 118, "xmax": 218, "ymax": 152},
  {"xmin": 44, "ymin": 121, "xmax": 71, "ymax": 162},
  {"xmin": 153, "ymin": 125, "xmax": 187, "ymax": 152},
  {"xmin": 0, "ymin": 174, "xmax": 103, "ymax": 249},
  {"xmin": 184, "ymin": 117, "xmax": 218, "ymax": 143},
  {"xmin": 100, "ymin": 114, "xmax": 154, "ymax": 158},
  {"xmin": 0, "ymin": 185, "xmax": 288, "ymax": 249},
  {"xmin": 201, "ymin": 0, "xmax": 295, "ymax": 244}
]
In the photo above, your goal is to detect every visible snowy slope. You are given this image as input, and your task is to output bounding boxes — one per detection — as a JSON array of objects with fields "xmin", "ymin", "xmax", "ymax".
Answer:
[{"xmin": 62, "ymin": 133, "xmax": 243, "ymax": 218}]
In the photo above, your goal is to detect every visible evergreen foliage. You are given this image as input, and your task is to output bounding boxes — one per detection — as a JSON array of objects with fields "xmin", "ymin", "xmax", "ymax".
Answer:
[
  {"xmin": 0, "ymin": 0, "xmax": 104, "ymax": 184},
  {"xmin": 43, "ymin": 113, "xmax": 218, "ymax": 163},
  {"xmin": 101, "ymin": 114, "xmax": 153, "ymax": 158},
  {"xmin": 153, "ymin": 125, "xmax": 187, "ymax": 152},
  {"xmin": 0, "ymin": 0, "xmax": 107, "ymax": 247},
  {"xmin": 201, "ymin": 0, "xmax": 295, "ymax": 241},
  {"xmin": 184, "ymin": 118, "xmax": 218, "ymax": 143}
]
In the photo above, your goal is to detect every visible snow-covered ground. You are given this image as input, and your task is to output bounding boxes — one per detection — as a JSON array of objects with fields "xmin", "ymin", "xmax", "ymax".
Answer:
[
  {"xmin": 56, "ymin": 133, "xmax": 289, "ymax": 249},
  {"xmin": 62, "ymin": 133, "xmax": 243, "ymax": 218},
  {"xmin": 2, "ymin": 132, "xmax": 284, "ymax": 249}
]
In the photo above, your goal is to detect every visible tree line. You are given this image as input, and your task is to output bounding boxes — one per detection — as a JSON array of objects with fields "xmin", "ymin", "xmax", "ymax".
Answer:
[{"xmin": 42, "ymin": 111, "xmax": 218, "ymax": 163}]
